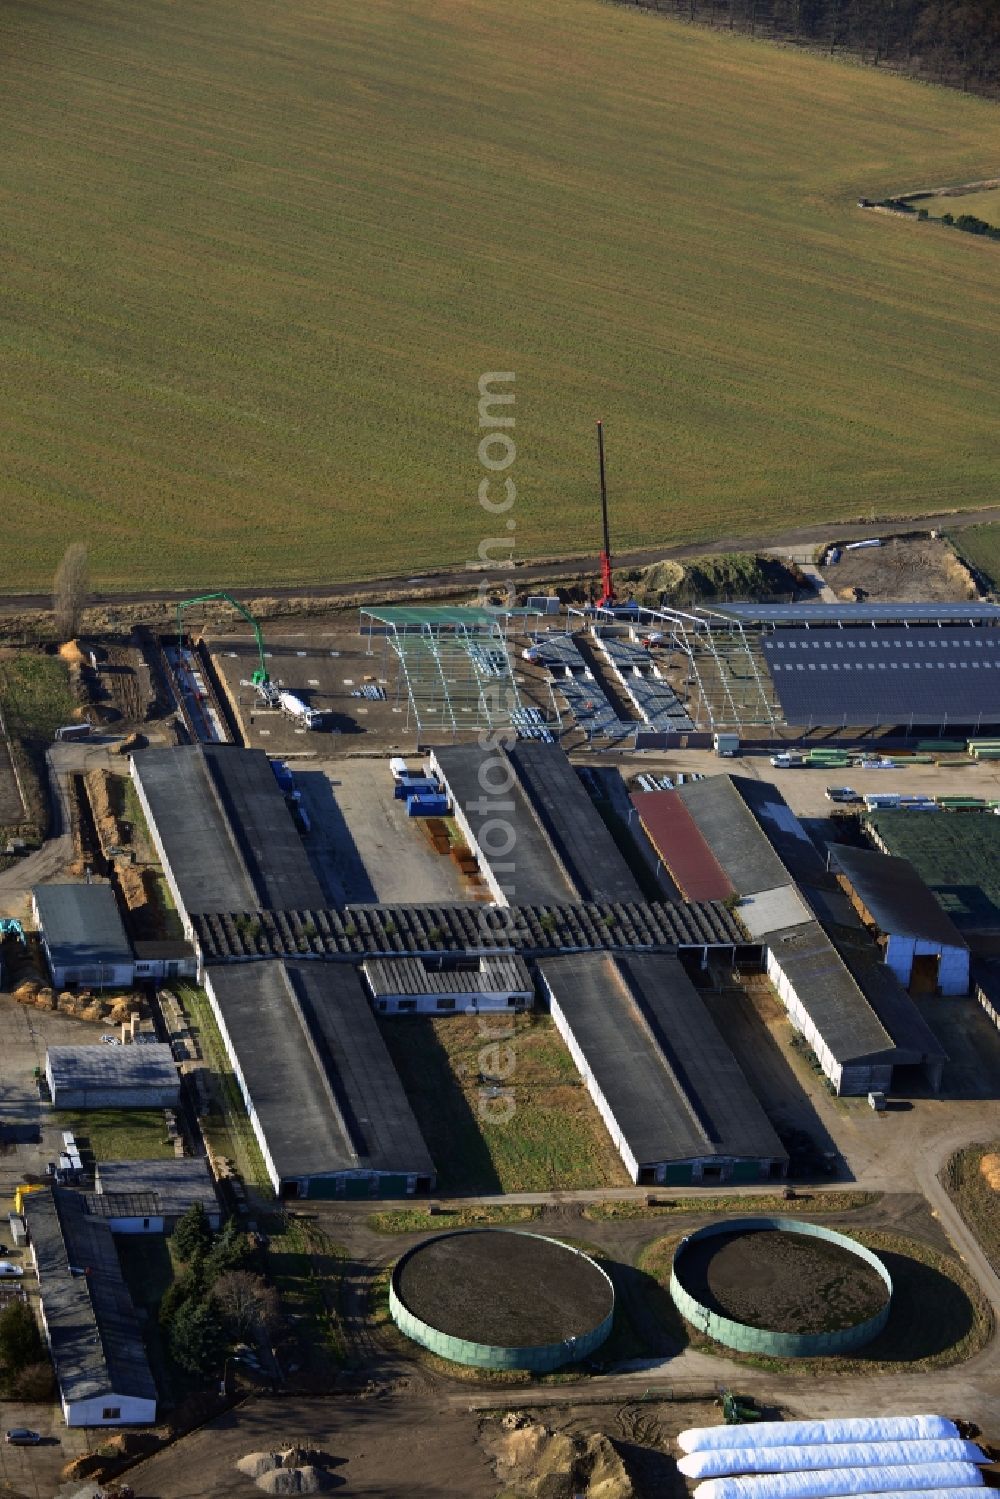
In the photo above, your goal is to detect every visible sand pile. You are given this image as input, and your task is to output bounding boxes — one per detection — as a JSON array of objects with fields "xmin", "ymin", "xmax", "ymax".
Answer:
[
  {"xmin": 237, "ymin": 1452, "xmax": 283, "ymax": 1478},
  {"xmin": 488, "ymin": 1417, "xmax": 634, "ymax": 1499},
  {"xmin": 980, "ymin": 1152, "xmax": 1000, "ymax": 1190}
]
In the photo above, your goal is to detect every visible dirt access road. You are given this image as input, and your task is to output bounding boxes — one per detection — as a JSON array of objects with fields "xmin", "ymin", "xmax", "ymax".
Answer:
[{"xmin": 4, "ymin": 504, "xmax": 1000, "ymax": 614}]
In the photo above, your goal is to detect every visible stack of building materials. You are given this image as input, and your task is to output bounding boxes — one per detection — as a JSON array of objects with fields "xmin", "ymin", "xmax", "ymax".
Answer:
[{"xmin": 677, "ymin": 1416, "xmax": 986, "ymax": 1499}]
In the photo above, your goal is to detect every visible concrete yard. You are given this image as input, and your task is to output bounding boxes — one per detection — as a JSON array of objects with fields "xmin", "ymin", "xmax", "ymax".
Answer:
[
  {"xmin": 300, "ymin": 758, "xmax": 473, "ymax": 905},
  {"xmin": 208, "ymin": 627, "xmax": 422, "ymax": 755}
]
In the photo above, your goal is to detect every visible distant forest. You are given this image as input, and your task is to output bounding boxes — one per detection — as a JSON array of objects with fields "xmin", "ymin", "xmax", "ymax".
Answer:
[{"xmin": 610, "ymin": 0, "xmax": 1000, "ymax": 99}]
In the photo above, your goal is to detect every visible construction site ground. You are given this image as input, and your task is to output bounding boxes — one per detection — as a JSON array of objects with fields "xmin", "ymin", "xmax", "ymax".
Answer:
[
  {"xmin": 205, "ymin": 620, "xmax": 557, "ymax": 757},
  {"xmin": 817, "ymin": 535, "xmax": 977, "ymax": 604}
]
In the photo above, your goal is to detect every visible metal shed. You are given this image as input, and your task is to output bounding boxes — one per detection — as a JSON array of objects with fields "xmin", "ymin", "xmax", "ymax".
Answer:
[
  {"xmin": 830, "ymin": 845, "xmax": 969, "ymax": 996},
  {"xmin": 45, "ymin": 1044, "xmax": 180, "ymax": 1110},
  {"xmin": 32, "ymin": 883, "xmax": 134, "ymax": 990}
]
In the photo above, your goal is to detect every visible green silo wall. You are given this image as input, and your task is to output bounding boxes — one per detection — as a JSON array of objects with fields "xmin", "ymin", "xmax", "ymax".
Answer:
[{"xmin": 669, "ymin": 1215, "xmax": 892, "ymax": 1358}]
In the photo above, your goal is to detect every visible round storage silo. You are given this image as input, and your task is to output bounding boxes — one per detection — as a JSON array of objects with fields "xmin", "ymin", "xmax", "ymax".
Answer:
[{"xmin": 389, "ymin": 1229, "xmax": 615, "ymax": 1372}]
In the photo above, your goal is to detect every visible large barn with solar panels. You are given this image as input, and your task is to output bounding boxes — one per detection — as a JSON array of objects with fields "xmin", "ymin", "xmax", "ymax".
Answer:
[{"xmin": 585, "ymin": 601, "xmax": 1000, "ymax": 736}]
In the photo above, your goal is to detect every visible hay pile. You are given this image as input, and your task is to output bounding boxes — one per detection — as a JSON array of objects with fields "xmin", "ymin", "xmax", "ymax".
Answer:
[{"xmin": 980, "ymin": 1153, "xmax": 1000, "ymax": 1190}]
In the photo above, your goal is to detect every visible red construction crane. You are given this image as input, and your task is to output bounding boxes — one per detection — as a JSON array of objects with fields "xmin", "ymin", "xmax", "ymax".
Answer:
[{"xmin": 595, "ymin": 419, "xmax": 616, "ymax": 608}]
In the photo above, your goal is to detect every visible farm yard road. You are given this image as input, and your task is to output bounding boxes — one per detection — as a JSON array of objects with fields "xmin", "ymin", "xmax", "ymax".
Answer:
[{"xmin": 4, "ymin": 505, "xmax": 1000, "ymax": 613}]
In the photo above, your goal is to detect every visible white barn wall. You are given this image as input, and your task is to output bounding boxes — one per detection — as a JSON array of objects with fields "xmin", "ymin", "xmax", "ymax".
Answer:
[
  {"xmin": 64, "ymin": 1392, "xmax": 157, "ymax": 1427},
  {"xmin": 202, "ymin": 971, "xmax": 282, "ymax": 1194},
  {"xmin": 540, "ymin": 975, "xmax": 640, "ymax": 1182},
  {"xmin": 766, "ymin": 951, "xmax": 844, "ymax": 1093}
]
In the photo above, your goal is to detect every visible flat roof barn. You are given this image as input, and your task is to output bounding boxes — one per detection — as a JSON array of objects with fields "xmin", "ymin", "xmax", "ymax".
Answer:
[
  {"xmin": 130, "ymin": 745, "xmax": 322, "ymax": 922},
  {"xmin": 429, "ymin": 742, "xmax": 641, "ymax": 905},
  {"xmin": 204, "ymin": 961, "xmax": 435, "ymax": 1199},
  {"xmin": 538, "ymin": 952, "xmax": 787, "ymax": 1186},
  {"xmin": 24, "ymin": 1187, "xmax": 157, "ymax": 1427},
  {"xmin": 94, "ymin": 1157, "xmax": 221, "ymax": 1230},
  {"xmin": 45, "ymin": 1044, "xmax": 179, "ymax": 1110},
  {"xmin": 363, "ymin": 953, "xmax": 533, "ymax": 1013},
  {"xmin": 32, "ymin": 883, "xmax": 133, "ymax": 988}
]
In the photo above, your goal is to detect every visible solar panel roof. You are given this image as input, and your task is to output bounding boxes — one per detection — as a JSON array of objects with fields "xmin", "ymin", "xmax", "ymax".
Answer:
[
  {"xmin": 763, "ymin": 627, "xmax": 1000, "ymax": 724},
  {"xmin": 714, "ymin": 602, "xmax": 1000, "ymax": 623}
]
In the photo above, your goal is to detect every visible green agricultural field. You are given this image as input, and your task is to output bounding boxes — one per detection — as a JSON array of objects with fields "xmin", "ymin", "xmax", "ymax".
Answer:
[
  {"xmin": 3, "ymin": 0, "xmax": 1000, "ymax": 593},
  {"xmin": 947, "ymin": 524, "xmax": 1000, "ymax": 593}
]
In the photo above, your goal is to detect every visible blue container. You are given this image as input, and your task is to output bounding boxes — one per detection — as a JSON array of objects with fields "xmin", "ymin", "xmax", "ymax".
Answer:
[
  {"xmin": 407, "ymin": 793, "xmax": 448, "ymax": 817},
  {"xmin": 394, "ymin": 777, "xmax": 439, "ymax": 800},
  {"xmin": 271, "ymin": 760, "xmax": 295, "ymax": 792}
]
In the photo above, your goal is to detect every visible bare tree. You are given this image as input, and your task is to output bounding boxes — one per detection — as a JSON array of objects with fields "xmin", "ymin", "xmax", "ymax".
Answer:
[
  {"xmin": 52, "ymin": 543, "xmax": 89, "ymax": 640},
  {"xmin": 213, "ymin": 1270, "xmax": 280, "ymax": 1340}
]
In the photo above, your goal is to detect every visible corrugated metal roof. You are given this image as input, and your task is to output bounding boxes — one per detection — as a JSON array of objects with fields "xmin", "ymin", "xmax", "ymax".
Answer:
[
  {"xmin": 631, "ymin": 790, "xmax": 735, "ymax": 901},
  {"xmin": 46, "ymin": 1044, "xmax": 178, "ymax": 1093},
  {"xmin": 539, "ymin": 953, "xmax": 786, "ymax": 1167},
  {"xmin": 363, "ymin": 954, "xmax": 533, "ymax": 997},
  {"xmin": 33, "ymin": 883, "xmax": 132, "ymax": 969},
  {"xmin": 678, "ymin": 777, "xmax": 790, "ymax": 896},
  {"xmin": 207, "ymin": 961, "xmax": 435, "ymax": 1182},
  {"xmin": 508, "ymin": 742, "xmax": 642, "ymax": 903},
  {"xmin": 830, "ymin": 845, "xmax": 968, "ymax": 951},
  {"xmin": 25, "ymin": 1188, "xmax": 156, "ymax": 1405}
]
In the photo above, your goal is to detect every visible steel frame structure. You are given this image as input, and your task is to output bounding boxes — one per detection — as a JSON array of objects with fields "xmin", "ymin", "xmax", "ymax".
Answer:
[
  {"xmin": 586, "ymin": 604, "xmax": 782, "ymax": 732},
  {"xmin": 360, "ymin": 606, "xmax": 525, "ymax": 736}
]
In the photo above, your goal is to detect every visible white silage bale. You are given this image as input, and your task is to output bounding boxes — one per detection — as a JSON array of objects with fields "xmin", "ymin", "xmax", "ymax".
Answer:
[
  {"xmin": 678, "ymin": 1418, "xmax": 961, "ymax": 1455},
  {"xmin": 692, "ymin": 1460, "xmax": 984, "ymax": 1499}
]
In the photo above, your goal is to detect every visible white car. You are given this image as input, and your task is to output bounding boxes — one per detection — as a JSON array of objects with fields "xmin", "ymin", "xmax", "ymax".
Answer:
[
  {"xmin": 100, "ymin": 1034, "xmax": 122, "ymax": 1045},
  {"xmin": 0, "ymin": 1262, "xmax": 24, "ymax": 1278}
]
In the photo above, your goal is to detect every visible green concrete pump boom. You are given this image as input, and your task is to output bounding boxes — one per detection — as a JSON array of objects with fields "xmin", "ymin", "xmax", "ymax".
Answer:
[{"xmin": 177, "ymin": 592, "xmax": 269, "ymax": 685}]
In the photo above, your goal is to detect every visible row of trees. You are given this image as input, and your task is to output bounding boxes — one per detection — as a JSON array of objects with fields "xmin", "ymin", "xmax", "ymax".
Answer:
[
  {"xmin": 0, "ymin": 1298, "xmax": 53, "ymax": 1401},
  {"xmin": 162, "ymin": 1205, "xmax": 279, "ymax": 1377},
  {"xmin": 614, "ymin": 0, "xmax": 1000, "ymax": 97}
]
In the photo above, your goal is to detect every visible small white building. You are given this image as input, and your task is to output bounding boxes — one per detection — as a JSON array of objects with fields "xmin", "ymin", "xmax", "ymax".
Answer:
[
  {"xmin": 32, "ymin": 883, "xmax": 134, "ymax": 990},
  {"xmin": 362, "ymin": 954, "xmax": 534, "ymax": 1014},
  {"xmin": 24, "ymin": 1188, "xmax": 157, "ymax": 1427},
  {"xmin": 46, "ymin": 1043, "xmax": 180, "ymax": 1110},
  {"xmin": 92, "ymin": 1158, "xmax": 222, "ymax": 1233}
]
